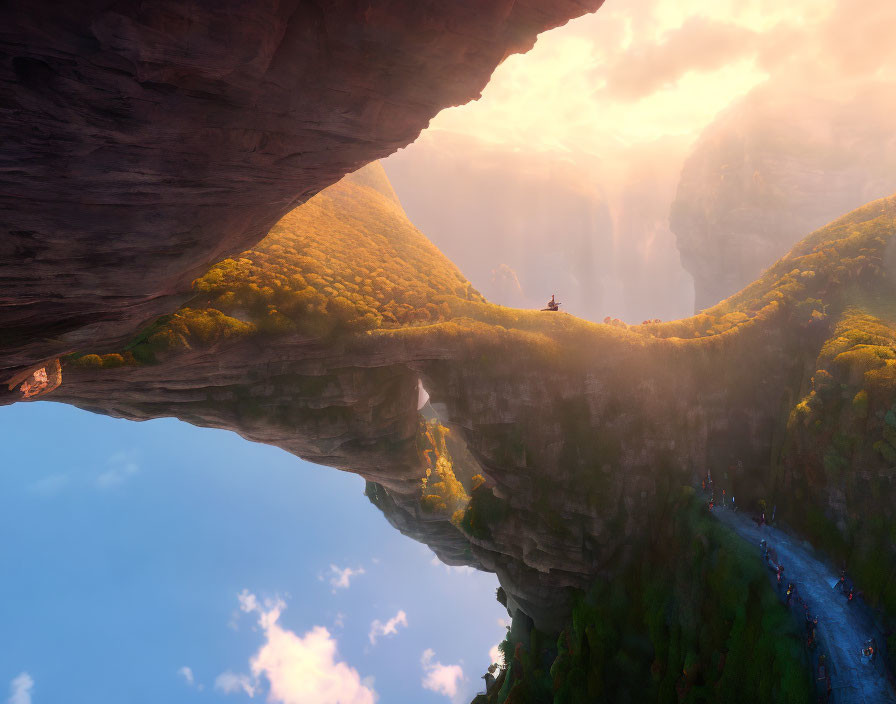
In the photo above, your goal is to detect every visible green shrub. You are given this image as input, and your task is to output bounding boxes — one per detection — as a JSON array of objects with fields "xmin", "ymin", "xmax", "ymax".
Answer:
[{"xmin": 461, "ymin": 484, "xmax": 509, "ymax": 540}]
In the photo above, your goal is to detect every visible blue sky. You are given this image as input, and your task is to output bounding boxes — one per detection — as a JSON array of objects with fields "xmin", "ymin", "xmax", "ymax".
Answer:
[{"xmin": 0, "ymin": 402, "xmax": 506, "ymax": 704}]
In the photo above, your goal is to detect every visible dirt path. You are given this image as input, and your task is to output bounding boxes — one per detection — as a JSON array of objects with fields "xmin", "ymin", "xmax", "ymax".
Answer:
[{"xmin": 709, "ymin": 506, "xmax": 896, "ymax": 703}]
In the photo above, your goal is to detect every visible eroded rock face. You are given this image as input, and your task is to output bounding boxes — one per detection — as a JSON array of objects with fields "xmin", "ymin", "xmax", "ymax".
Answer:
[
  {"xmin": 671, "ymin": 83, "xmax": 896, "ymax": 312},
  {"xmin": 7, "ymin": 159, "xmax": 894, "ymax": 634},
  {"xmin": 0, "ymin": 0, "xmax": 602, "ymax": 379},
  {"xmin": 44, "ymin": 304, "xmax": 813, "ymax": 629}
]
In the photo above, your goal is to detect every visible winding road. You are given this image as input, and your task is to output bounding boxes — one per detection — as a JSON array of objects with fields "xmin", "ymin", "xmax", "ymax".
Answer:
[{"xmin": 709, "ymin": 506, "xmax": 896, "ymax": 703}]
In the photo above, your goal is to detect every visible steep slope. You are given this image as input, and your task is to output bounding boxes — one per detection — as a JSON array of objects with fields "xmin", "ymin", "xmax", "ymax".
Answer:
[
  {"xmin": 0, "ymin": 0, "xmax": 603, "ymax": 380},
  {"xmin": 7, "ymin": 167, "xmax": 894, "ymax": 700}
]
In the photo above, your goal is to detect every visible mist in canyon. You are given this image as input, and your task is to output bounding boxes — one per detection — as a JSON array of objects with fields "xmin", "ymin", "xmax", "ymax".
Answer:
[
  {"xmin": 384, "ymin": 133, "xmax": 694, "ymax": 324},
  {"xmin": 384, "ymin": 0, "xmax": 896, "ymax": 322}
]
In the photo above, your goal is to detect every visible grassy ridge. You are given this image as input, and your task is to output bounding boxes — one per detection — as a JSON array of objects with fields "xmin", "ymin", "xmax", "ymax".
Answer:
[
  {"xmin": 72, "ymin": 168, "xmax": 893, "ymax": 369},
  {"xmin": 71, "ymin": 163, "xmax": 483, "ymax": 365}
]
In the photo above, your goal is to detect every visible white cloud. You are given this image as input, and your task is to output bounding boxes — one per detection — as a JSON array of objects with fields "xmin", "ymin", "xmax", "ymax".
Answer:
[
  {"xmin": 26, "ymin": 473, "xmax": 69, "ymax": 495},
  {"xmin": 220, "ymin": 590, "xmax": 376, "ymax": 704},
  {"xmin": 329, "ymin": 565, "xmax": 365, "ymax": 590},
  {"xmin": 238, "ymin": 589, "xmax": 260, "ymax": 614},
  {"xmin": 489, "ymin": 644, "xmax": 504, "ymax": 667},
  {"xmin": 253, "ymin": 624, "xmax": 375, "ymax": 704},
  {"xmin": 407, "ymin": 0, "xmax": 896, "ymax": 169},
  {"xmin": 368, "ymin": 610, "xmax": 408, "ymax": 645},
  {"xmin": 176, "ymin": 666, "xmax": 204, "ymax": 690},
  {"xmin": 7, "ymin": 673, "xmax": 33, "ymax": 704},
  {"xmin": 421, "ymin": 649, "xmax": 464, "ymax": 699},
  {"xmin": 95, "ymin": 452, "xmax": 139, "ymax": 488},
  {"xmin": 215, "ymin": 671, "xmax": 256, "ymax": 697}
]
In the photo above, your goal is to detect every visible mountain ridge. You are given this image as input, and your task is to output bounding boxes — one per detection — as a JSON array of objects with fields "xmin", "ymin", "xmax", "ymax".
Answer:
[{"xmin": 8, "ymin": 166, "xmax": 895, "ymax": 702}]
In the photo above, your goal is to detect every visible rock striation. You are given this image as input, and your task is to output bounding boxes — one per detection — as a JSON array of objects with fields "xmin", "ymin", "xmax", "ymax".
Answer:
[{"xmin": 0, "ymin": 0, "xmax": 603, "ymax": 380}]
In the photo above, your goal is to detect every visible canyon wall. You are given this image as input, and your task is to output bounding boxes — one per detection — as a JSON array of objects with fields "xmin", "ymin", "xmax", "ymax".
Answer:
[{"xmin": 671, "ymin": 82, "xmax": 896, "ymax": 312}]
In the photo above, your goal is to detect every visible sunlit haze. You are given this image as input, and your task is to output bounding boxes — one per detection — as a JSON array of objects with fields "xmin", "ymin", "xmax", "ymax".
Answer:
[
  {"xmin": 385, "ymin": 0, "xmax": 896, "ymax": 323},
  {"xmin": 428, "ymin": 0, "xmax": 891, "ymax": 156}
]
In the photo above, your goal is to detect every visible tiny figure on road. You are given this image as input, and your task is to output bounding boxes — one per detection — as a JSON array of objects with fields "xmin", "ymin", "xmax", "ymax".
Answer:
[
  {"xmin": 806, "ymin": 615, "xmax": 818, "ymax": 650},
  {"xmin": 861, "ymin": 638, "xmax": 877, "ymax": 663},
  {"xmin": 785, "ymin": 583, "xmax": 796, "ymax": 607}
]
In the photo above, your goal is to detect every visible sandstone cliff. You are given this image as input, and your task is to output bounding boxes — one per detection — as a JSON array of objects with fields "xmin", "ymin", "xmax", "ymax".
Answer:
[{"xmin": 0, "ymin": 0, "xmax": 602, "ymax": 379}]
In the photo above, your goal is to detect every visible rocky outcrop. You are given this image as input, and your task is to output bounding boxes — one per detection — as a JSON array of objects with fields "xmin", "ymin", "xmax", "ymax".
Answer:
[
  {"xmin": 35, "ymin": 179, "xmax": 891, "ymax": 630},
  {"xmin": 0, "ymin": 0, "xmax": 603, "ymax": 380},
  {"xmin": 671, "ymin": 83, "xmax": 896, "ymax": 312},
  {"xmin": 43, "ymin": 301, "xmax": 812, "ymax": 629},
  {"xmin": 5, "ymin": 159, "xmax": 894, "ymax": 636}
]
